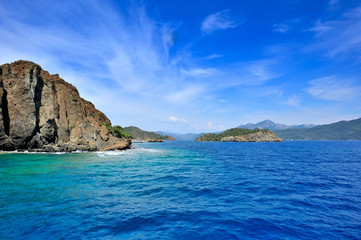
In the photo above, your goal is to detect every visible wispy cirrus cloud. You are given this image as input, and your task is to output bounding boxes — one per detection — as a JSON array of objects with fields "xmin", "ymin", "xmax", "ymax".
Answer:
[
  {"xmin": 205, "ymin": 54, "xmax": 223, "ymax": 59},
  {"xmin": 180, "ymin": 68, "xmax": 218, "ymax": 78},
  {"xmin": 273, "ymin": 19, "xmax": 300, "ymax": 33},
  {"xmin": 273, "ymin": 23, "xmax": 290, "ymax": 33},
  {"xmin": 308, "ymin": 6, "xmax": 361, "ymax": 58},
  {"xmin": 201, "ymin": 10, "xmax": 240, "ymax": 35},
  {"xmin": 305, "ymin": 76, "xmax": 361, "ymax": 101}
]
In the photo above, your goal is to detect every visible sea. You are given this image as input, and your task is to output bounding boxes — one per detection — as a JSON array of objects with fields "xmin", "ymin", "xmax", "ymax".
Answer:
[{"xmin": 1, "ymin": 141, "xmax": 361, "ymax": 239}]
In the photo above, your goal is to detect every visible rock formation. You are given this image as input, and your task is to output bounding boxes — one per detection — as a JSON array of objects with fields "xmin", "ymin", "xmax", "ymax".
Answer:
[
  {"xmin": 221, "ymin": 131, "xmax": 282, "ymax": 142},
  {"xmin": 0, "ymin": 60, "xmax": 131, "ymax": 152}
]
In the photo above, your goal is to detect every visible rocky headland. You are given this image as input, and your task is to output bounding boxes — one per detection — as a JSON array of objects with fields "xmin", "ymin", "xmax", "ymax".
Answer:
[{"xmin": 0, "ymin": 60, "xmax": 131, "ymax": 152}]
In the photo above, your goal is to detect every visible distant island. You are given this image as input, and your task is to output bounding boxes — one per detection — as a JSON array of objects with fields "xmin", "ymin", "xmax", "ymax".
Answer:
[
  {"xmin": 195, "ymin": 128, "xmax": 282, "ymax": 142},
  {"xmin": 0, "ymin": 60, "xmax": 131, "ymax": 152},
  {"xmin": 123, "ymin": 126, "xmax": 175, "ymax": 142}
]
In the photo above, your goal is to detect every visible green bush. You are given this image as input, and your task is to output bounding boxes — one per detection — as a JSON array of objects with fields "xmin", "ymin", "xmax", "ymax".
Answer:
[{"xmin": 102, "ymin": 123, "xmax": 132, "ymax": 139}]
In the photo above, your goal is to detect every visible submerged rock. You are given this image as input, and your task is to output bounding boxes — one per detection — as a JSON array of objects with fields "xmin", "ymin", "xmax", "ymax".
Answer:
[{"xmin": 0, "ymin": 60, "xmax": 131, "ymax": 152}]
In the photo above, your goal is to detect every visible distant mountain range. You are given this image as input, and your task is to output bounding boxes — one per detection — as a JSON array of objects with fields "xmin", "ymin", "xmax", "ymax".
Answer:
[
  {"xmin": 237, "ymin": 120, "xmax": 316, "ymax": 131},
  {"xmin": 274, "ymin": 118, "xmax": 361, "ymax": 140}
]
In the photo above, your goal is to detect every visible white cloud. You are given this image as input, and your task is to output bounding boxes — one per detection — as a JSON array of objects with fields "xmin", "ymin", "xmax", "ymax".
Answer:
[
  {"xmin": 169, "ymin": 116, "xmax": 187, "ymax": 123},
  {"xmin": 305, "ymin": 76, "xmax": 361, "ymax": 101},
  {"xmin": 201, "ymin": 10, "xmax": 239, "ymax": 34},
  {"xmin": 247, "ymin": 64, "xmax": 276, "ymax": 80},
  {"xmin": 169, "ymin": 116, "xmax": 178, "ymax": 122},
  {"xmin": 237, "ymin": 60, "xmax": 282, "ymax": 85},
  {"xmin": 309, "ymin": 20, "xmax": 335, "ymax": 35},
  {"xmin": 273, "ymin": 23, "xmax": 289, "ymax": 33},
  {"xmin": 180, "ymin": 68, "xmax": 217, "ymax": 78},
  {"xmin": 206, "ymin": 54, "xmax": 222, "ymax": 59},
  {"xmin": 308, "ymin": 6, "xmax": 361, "ymax": 57},
  {"xmin": 272, "ymin": 19, "xmax": 300, "ymax": 33}
]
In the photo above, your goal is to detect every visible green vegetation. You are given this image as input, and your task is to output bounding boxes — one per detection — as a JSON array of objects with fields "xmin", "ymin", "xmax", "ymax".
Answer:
[
  {"xmin": 103, "ymin": 123, "xmax": 132, "ymax": 139},
  {"xmin": 195, "ymin": 128, "xmax": 269, "ymax": 141},
  {"xmin": 274, "ymin": 118, "xmax": 361, "ymax": 140},
  {"xmin": 123, "ymin": 126, "xmax": 175, "ymax": 140}
]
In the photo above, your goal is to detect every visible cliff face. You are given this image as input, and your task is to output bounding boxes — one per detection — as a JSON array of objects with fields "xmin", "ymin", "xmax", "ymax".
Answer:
[
  {"xmin": 221, "ymin": 131, "xmax": 282, "ymax": 142},
  {"xmin": 0, "ymin": 60, "xmax": 131, "ymax": 152}
]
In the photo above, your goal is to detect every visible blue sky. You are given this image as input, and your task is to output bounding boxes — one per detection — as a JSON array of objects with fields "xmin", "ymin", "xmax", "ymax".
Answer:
[{"xmin": 1, "ymin": 0, "xmax": 361, "ymax": 133}]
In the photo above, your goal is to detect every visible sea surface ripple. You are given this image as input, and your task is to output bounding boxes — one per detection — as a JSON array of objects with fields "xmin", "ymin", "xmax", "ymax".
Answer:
[{"xmin": 1, "ymin": 141, "xmax": 361, "ymax": 239}]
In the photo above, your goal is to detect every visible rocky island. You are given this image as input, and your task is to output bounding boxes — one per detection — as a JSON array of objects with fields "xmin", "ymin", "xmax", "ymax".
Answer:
[
  {"xmin": 195, "ymin": 128, "xmax": 282, "ymax": 142},
  {"xmin": 0, "ymin": 60, "xmax": 131, "ymax": 152}
]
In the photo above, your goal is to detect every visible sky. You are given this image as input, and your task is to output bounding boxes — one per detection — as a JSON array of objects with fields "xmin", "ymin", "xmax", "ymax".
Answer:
[{"xmin": 1, "ymin": 0, "xmax": 361, "ymax": 133}]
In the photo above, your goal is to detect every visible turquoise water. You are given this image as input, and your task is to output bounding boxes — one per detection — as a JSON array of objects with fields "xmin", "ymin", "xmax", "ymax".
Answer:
[{"xmin": 1, "ymin": 141, "xmax": 361, "ymax": 239}]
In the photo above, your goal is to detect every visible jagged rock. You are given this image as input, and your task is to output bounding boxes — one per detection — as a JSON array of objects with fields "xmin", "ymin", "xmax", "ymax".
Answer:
[
  {"xmin": 99, "ymin": 139, "xmax": 132, "ymax": 151},
  {"xmin": 0, "ymin": 60, "xmax": 131, "ymax": 151}
]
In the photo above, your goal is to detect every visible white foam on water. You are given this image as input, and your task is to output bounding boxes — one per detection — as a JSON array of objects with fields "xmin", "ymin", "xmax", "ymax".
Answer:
[
  {"xmin": 95, "ymin": 151, "xmax": 125, "ymax": 156},
  {"xmin": 71, "ymin": 150, "xmax": 88, "ymax": 154},
  {"xmin": 140, "ymin": 148, "xmax": 161, "ymax": 153},
  {"xmin": 94, "ymin": 147, "xmax": 165, "ymax": 157},
  {"xmin": 0, "ymin": 146, "xmax": 165, "ymax": 156}
]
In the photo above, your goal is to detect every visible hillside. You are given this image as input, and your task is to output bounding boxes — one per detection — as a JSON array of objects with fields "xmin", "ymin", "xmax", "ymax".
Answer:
[
  {"xmin": 274, "ymin": 118, "xmax": 361, "ymax": 140},
  {"xmin": 195, "ymin": 128, "xmax": 282, "ymax": 142},
  {"xmin": 238, "ymin": 120, "xmax": 315, "ymax": 131},
  {"xmin": 124, "ymin": 126, "xmax": 175, "ymax": 141}
]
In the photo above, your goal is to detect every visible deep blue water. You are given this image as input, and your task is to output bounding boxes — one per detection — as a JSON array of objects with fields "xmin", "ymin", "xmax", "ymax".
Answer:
[{"xmin": 1, "ymin": 141, "xmax": 361, "ymax": 239}]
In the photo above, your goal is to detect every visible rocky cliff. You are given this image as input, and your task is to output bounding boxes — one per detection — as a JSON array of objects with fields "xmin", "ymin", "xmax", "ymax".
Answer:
[{"xmin": 0, "ymin": 60, "xmax": 131, "ymax": 152}]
